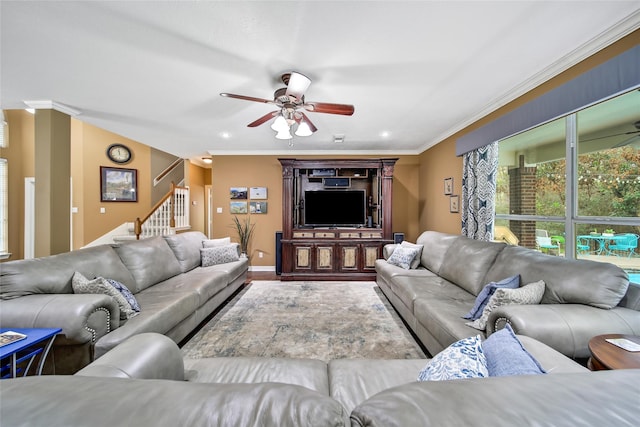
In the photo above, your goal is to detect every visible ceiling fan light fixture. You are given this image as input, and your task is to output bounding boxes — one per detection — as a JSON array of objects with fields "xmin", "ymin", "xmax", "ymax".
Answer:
[
  {"xmin": 285, "ymin": 72, "xmax": 311, "ymax": 101},
  {"xmin": 271, "ymin": 115, "xmax": 289, "ymax": 132},
  {"xmin": 275, "ymin": 129, "xmax": 293, "ymax": 140},
  {"xmin": 295, "ymin": 121, "xmax": 313, "ymax": 137}
]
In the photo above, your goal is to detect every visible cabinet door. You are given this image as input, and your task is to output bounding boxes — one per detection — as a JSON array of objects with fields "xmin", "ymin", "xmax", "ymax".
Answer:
[
  {"xmin": 361, "ymin": 243, "xmax": 381, "ymax": 271},
  {"xmin": 339, "ymin": 244, "xmax": 360, "ymax": 272},
  {"xmin": 315, "ymin": 245, "xmax": 334, "ymax": 271},
  {"xmin": 292, "ymin": 244, "xmax": 313, "ymax": 272}
]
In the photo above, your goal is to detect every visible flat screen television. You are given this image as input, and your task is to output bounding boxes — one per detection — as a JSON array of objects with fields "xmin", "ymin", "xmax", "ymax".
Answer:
[{"xmin": 304, "ymin": 190, "xmax": 366, "ymax": 227}]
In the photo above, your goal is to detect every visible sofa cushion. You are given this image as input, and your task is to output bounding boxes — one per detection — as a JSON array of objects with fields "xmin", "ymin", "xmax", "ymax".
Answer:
[
  {"xmin": 438, "ymin": 237, "xmax": 506, "ymax": 296},
  {"xmin": 0, "ymin": 245, "xmax": 135, "ymax": 300},
  {"xmin": 463, "ymin": 275, "xmax": 520, "ymax": 320},
  {"xmin": 328, "ymin": 359, "xmax": 427, "ymax": 415},
  {"xmin": 417, "ymin": 335, "xmax": 488, "ymax": 381},
  {"xmin": 71, "ymin": 272, "xmax": 138, "ymax": 320},
  {"xmin": 163, "ymin": 231, "xmax": 208, "ymax": 273},
  {"xmin": 482, "ymin": 324, "xmax": 546, "ymax": 376},
  {"xmin": 466, "ymin": 280, "xmax": 545, "ymax": 331},
  {"xmin": 485, "ymin": 245, "xmax": 629, "ymax": 309},
  {"xmin": 416, "ymin": 231, "xmax": 460, "ymax": 274},
  {"xmin": 114, "ymin": 236, "xmax": 183, "ymax": 293},
  {"xmin": 200, "ymin": 244, "xmax": 240, "ymax": 267},
  {"xmin": 387, "ymin": 246, "xmax": 421, "ymax": 270}
]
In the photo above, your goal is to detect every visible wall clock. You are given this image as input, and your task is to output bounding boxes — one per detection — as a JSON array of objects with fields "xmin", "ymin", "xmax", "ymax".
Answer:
[{"xmin": 106, "ymin": 143, "xmax": 132, "ymax": 164}]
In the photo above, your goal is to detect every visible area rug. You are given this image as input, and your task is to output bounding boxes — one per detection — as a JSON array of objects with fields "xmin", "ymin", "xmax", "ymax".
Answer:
[{"xmin": 181, "ymin": 281, "xmax": 426, "ymax": 361}]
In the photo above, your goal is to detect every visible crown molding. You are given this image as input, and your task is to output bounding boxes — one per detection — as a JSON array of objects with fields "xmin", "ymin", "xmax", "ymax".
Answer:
[{"xmin": 23, "ymin": 100, "xmax": 82, "ymax": 116}]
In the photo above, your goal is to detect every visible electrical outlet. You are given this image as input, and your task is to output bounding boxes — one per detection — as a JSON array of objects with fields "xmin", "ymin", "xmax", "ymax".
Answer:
[
  {"xmin": 216, "ymin": 207, "xmax": 223, "ymax": 213},
  {"xmin": 100, "ymin": 207, "xmax": 106, "ymax": 214},
  {"xmin": 258, "ymin": 251, "xmax": 263, "ymax": 258}
]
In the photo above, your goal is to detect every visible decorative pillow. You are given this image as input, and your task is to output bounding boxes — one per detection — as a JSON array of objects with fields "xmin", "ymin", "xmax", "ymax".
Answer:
[
  {"xmin": 482, "ymin": 324, "xmax": 546, "ymax": 376},
  {"xmin": 71, "ymin": 272, "xmax": 138, "ymax": 320},
  {"xmin": 400, "ymin": 241, "xmax": 424, "ymax": 269},
  {"xmin": 417, "ymin": 335, "xmax": 488, "ymax": 381},
  {"xmin": 466, "ymin": 280, "xmax": 545, "ymax": 331},
  {"xmin": 202, "ymin": 237, "xmax": 232, "ymax": 248},
  {"xmin": 102, "ymin": 278, "xmax": 140, "ymax": 312},
  {"xmin": 387, "ymin": 246, "xmax": 421, "ymax": 270},
  {"xmin": 463, "ymin": 275, "xmax": 520, "ymax": 320},
  {"xmin": 201, "ymin": 244, "xmax": 240, "ymax": 267}
]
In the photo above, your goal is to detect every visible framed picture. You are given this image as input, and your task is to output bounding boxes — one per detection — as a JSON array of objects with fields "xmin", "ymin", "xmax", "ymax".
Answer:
[
  {"xmin": 250, "ymin": 187, "xmax": 267, "ymax": 199},
  {"xmin": 230, "ymin": 187, "xmax": 248, "ymax": 199},
  {"xmin": 449, "ymin": 195, "xmax": 460, "ymax": 213},
  {"xmin": 444, "ymin": 177, "xmax": 453, "ymax": 195},
  {"xmin": 250, "ymin": 201, "xmax": 267, "ymax": 214},
  {"xmin": 100, "ymin": 166, "xmax": 137, "ymax": 202},
  {"xmin": 230, "ymin": 201, "xmax": 248, "ymax": 214}
]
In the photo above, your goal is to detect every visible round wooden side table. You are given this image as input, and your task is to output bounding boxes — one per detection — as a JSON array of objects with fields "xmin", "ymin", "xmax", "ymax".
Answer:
[{"xmin": 587, "ymin": 334, "xmax": 640, "ymax": 371}]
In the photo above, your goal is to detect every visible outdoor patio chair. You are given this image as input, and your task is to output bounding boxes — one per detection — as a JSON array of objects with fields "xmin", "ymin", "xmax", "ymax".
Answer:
[
  {"xmin": 607, "ymin": 233, "xmax": 638, "ymax": 258},
  {"xmin": 576, "ymin": 237, "xmax": 590, "ymax": 254},
  {"xmin": 536, "ymin": 236, "xmax": 559, "ymax": 255}
]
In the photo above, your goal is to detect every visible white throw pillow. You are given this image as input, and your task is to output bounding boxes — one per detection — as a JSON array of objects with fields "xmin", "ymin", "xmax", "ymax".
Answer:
[
  {"xmin": 400, "ymin": 241, "xmax": 424, "ymax": 269},
  {"xmin": 387, "ymin": 246, "xmax": 421, "ymax": 270},
  {"xmin": 466, "ymin": 280, "xmax": 545, "ymax": 331},
  {"xmin": 202, "ymin": 237, "xmax": 232, "ymax": 248}
]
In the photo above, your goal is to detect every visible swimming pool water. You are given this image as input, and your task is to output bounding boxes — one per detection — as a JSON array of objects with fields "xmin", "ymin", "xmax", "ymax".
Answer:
[{"xmin": 629, "ymin": 273, "xmax": 640, "ymax": 284}]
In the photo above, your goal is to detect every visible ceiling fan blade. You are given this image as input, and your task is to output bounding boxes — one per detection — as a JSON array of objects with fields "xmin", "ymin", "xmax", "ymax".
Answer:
[
  {"xmin": 220, "ymin": 93, "xmax": 276, "ymax": 105},
  {"xmin": 285, "ymin": 72, "xmax": 311, "ymax": 102},
  {"xmin": 300, "ymin": 112, "xmax": 318, "ymax": 133},
  {"xmin": 304, "ymin": 102, "xmax": 355, "ymax": 116},
  {"xmin": 247, "ymin": 111, "xmax": 279, "ymax": 127}
]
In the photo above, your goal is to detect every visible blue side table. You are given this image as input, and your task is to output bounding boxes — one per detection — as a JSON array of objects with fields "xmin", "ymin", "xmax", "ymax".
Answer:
[{"xmin": 0, "ymin": 328, "xmax": 62, "ymax": 378}]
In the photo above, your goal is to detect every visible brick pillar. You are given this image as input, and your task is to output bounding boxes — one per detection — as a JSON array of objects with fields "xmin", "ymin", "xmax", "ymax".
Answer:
[{"xmin": 508, "ymin": 155, "xmax": 537, "ymax": 249}]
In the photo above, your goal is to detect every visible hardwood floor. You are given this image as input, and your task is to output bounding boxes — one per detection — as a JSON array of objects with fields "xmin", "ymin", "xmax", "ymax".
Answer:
[{"xmin": 246, "ymin": 270, "xmax": 280, "ymax": 282}]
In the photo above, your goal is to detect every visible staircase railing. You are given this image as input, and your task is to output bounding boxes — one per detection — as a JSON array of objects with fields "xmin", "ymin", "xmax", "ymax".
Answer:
[{"xmin": 134, "ymin": 182, "xmax": 190, "ymax": 240}]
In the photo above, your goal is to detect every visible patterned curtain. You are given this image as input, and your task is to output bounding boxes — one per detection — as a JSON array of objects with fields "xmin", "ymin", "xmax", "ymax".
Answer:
[{"xmin": 461, "ymin": 142, "xmax": 499, "ymax": 241}]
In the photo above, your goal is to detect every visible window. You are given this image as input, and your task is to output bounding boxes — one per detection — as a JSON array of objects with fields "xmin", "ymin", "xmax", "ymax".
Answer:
[{"xmin": 496, "ymin": 90, "xmax": 640, "ymax": 278}]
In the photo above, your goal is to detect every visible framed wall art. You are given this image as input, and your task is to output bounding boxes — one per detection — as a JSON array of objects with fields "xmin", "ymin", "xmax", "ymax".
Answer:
[
  {"xmin": 444, "ymin": 177, "xmax": 453, "ymax": 195},
  {"xmin": 250, "ymin": 187, "xmax": 267, "ymax": 199},
  {"xmin": 449, "ymin": 195, "xmax": 460, "ymax": 213},
  {"xmin": 100, "ymin": 166, "xmax": 138, "ymax": 202},
  {"xmin": 250, "ymin": 201, "xmax": 267, "ymax": 214},
  {"xmin": 230, "ymin": 187, "xmax": 248, "ymax": 199},
  {"xmin": 230, "ymin": 201, "xmax": 248, "ymax": 214}
]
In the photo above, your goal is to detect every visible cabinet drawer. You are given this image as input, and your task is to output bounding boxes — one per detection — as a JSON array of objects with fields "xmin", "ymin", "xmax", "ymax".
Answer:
[
  {"xmin": 293, "ymin": 232, "xmax": 315, "ymax": 238},
  {"xmin": 340, "ymin": 232, "xmax": 360, "ymax": 238},
  {"xmin": 314, "ymin": 232, "xmax": 336, "ymax": 238},
  {"xmin": 361, "ymin": 232, "xmax": 383, "ymax": 238}
]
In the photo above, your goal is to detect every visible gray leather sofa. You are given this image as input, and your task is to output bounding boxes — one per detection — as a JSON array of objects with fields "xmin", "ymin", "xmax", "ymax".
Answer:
[
  {"xmin": 376, "ymin": 231, "xmax": 640, "ymax": 358},
  {"xmin": 4, "ymin": 333, "xmax": 637, "ymax": 427},
  {"xmin": 0, "ymin": 231, "xmax": 248, "ymax": 373}
]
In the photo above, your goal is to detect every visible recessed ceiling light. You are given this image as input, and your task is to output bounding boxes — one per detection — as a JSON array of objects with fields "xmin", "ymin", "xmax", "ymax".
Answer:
[
  {"xmin": 380, "ymin": 131, "xmax": 390, "ymax": 138},
  {"xmin": 220, "ymin": 132, "xmax": 231, "ymax": 139}
]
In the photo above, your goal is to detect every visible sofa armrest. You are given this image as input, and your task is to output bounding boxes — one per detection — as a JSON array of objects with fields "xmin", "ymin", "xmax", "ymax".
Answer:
[
  {"xmin": 76, "ymin": 333, "xmax": 184, "ymax": 380},
  {"xmin": 487, "ymin": 303, "xmax": 640, "ymax": 358},
  {"xmin": 0, "ymin": 294, "xmax": 119, "ymax": 345}
]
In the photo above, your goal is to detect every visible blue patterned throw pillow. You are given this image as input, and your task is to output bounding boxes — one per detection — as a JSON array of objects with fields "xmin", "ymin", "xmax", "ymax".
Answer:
[
  {"xmin": 417, "ymin": 335, "xmax": 488, "ymax": 381},
  {"xmin": 463, "ymin": 275, "xmax": 520, "ymax": 320},
  {"xmin": 72, "ymin": 272, "xmax": 138, "ymax": 320},
  {"xmin": 387, "ymin": 246, "xmax": 421, "ymax": 270},
  {"xmin": 103, "ymin": 278, "xmax": 140, "ymax": 312}
]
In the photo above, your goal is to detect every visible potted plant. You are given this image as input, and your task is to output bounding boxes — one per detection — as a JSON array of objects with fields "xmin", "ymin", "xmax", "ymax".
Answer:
[
  {"xmin": 231, "ymin": 215, "xmax": 255, "ymax": 258},
  {"xmin": 603, "ymin": 229, "xmax": 615, "ymax": 237}
]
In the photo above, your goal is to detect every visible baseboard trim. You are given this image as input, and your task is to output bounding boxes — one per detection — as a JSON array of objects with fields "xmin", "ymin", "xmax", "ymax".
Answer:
[{"xmin": 249, "ymin": 266, "xmax": 275, "ymax": 272}]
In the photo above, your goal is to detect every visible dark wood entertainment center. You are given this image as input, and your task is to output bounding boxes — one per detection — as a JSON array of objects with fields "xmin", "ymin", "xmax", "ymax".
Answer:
[{"xmin": 279, "ymin": 158, "xmax": 398, "ymax": 281}]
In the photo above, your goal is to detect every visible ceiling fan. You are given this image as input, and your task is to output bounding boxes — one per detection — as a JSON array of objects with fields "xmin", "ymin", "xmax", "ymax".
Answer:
[{"xmin": 220, "ymin": 71, "xmax": 354, "ymax": 140}]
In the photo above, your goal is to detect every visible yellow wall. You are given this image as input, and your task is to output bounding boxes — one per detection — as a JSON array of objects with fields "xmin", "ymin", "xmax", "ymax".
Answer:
[{"xmin": 210, "ymin": 155, "xmax": 420, "ymax": 267}]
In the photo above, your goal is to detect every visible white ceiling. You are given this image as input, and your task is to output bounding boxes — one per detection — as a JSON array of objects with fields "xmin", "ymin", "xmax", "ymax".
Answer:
[{"xmin": 2, "ymin": 1, "xmax": 639, "ymax": 164}]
